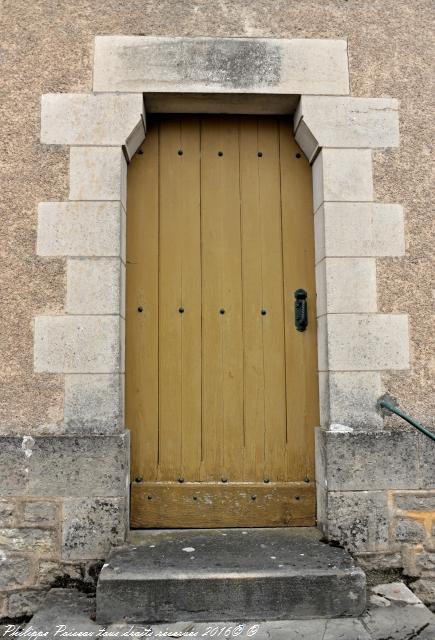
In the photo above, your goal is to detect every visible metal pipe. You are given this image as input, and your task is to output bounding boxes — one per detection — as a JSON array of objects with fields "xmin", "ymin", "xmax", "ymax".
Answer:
[{"xmin": 379, "ymin": 398, "xmax": 435, "ymax": 443}]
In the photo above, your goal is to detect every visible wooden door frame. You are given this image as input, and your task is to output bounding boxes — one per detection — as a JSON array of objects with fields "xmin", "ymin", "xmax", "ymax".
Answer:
[{"xmin": 36, "ymin": 36, "xmax": 407, "ymax": 541}]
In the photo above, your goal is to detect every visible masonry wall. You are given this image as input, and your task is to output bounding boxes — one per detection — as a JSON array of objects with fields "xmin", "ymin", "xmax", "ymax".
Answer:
[{"xmin": 0, "ymin": 0, "xmax": 434, "ymax": 618}]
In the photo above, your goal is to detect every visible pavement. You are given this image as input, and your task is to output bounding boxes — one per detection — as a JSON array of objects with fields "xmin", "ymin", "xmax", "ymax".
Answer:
[{"xmin": 0, "ymin": 581, "xmax": 434, "ymax": 640}]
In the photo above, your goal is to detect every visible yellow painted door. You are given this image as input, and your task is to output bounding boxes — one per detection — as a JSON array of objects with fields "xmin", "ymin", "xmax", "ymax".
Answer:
[{"xmin": 126, "ymin": 115, "xmax": 318, "ymax": 528}]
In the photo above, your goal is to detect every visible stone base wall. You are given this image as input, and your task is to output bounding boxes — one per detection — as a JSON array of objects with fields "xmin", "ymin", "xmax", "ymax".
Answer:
[
  {"xmin": 316, "ymin": 428, "xmax": 435, "ymax": 605},
  {"xmin": 0, "ymin": 434, "xmax": 129, "ymax": 619}
]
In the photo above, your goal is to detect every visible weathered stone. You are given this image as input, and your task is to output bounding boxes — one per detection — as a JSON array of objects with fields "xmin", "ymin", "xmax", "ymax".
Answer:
[
  {"xmin": 314, "ymin": 203, "xmax": 405, "ymax": 262},
  {"xmin": 97, "ymin": 528, "xmax": 365, "ymax": 623},
  {"xmin": 0, "ymin": 593, "xmax": 6, "ymax": 616},
  {"xmin": 23, "ymin": 589, "xmax": 98, "ymax": 634},
  {"xmin": 23, "ymin": 589, "xmax": 374, "ymax": 640},
  {"xmin": 322, "ymin": 313, "xmax": 409, "ymax": 371},
  {"xmin": 356, "ymin": 551, "xmax": 403, "ymax": 570},
  {"xmin": 395, "ymin": 493, "xmax": 435, "ymax": 511},
  {"xmin": 64, "ymin": 374, "xmax": 124, "ymax": 433},
  {"xmin": 326, "ymin": 491, "xmax": 390, "ymax": 553},
  {"xmin": 411, "ymin": 578, "xmax": 435, "ymax": 606},
  {"xmin": 41, "ymin": 93, "xmax": 145, "ymax": 147},
  {"xmin": 402, "ymin": 545, "xmax": 435, "ymax": 576},
  {"xmin": 66, "ymin": 258, "xmax": 124, "ymax": 316},
  {"xmin": 373, "ymin": 581, "xmax": 422, "ymax": 605},
  {"xmin": 363, "ymin": 582, "xmax": 435, "ymax": 639},
  {"xmin": 316, "ymin": 429, "xmax": 419, "ymax": 491},
  {"xmin": 419, "ymin": 435, "xmax": 435, "ymax": 489},
  {"xmin": 93, "ymin": 36, "xmax": 350, "ymax": 95},
  {"xmin": 22, "ymin": 501, "xmax": 58, "ymax": 525},
  {"xmin": 38, "ymin": 561, "xmax": 83, "ymax": 586},
  {"xmin": 62, "ymin": 498, "xmax": 127, "ymax": 561},
  {"xmin": 395, "ymin": 518, "xmax": 427, "ymax": 543},
  {"xmin": 0, "ymin": 434, "xmax": 129, "ymax": 497},
  {"xmin": 0, "ymin": 528, "xmax": 57, "ymax": 555},
  {"xmin": 37, "ymin": 201, "xmax": 125, "ymax": 259},
  {"xmin": 315, "ymin": 257, "xmax": 377, "ymax": 316},
  {"xmin": 318, "ymin": 372, "xmax": 383, "ymax": 429},
  {"xmin": 0, "ymin": 554, "xmax": 34, "ymax": 588},
  {"xmin": 295, "ymin": 96, "xmax": 399, "ymax": 160},
  {"xmin": 312, "ymin": 149, "xmax": 373, "ymax": 211},
  {"xmin": 0, "ymin": 500, "xmax": 16, "ymax": 527},
  {"xmin": 34, "ymin": 315, "xmax": 122, "ymax": 374},
  {"xmin": 69, "ymin": 147, "xmax": 127, "ymax": 209},
  {"xmin": 7, "ymin": 588, "xmax": 48, "ymax": 618}
]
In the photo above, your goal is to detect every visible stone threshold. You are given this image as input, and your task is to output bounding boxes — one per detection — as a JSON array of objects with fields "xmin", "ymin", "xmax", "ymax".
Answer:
[{"xmin": 4, "ymin": 584, "xmax": 435, "ymax": 640}]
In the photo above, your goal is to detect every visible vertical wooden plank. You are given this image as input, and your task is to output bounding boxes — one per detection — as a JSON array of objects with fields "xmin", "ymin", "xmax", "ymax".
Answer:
[
  {"xmin": 257, "ymin": 118, "xmax": 288, "ymax": 482},
  {"xmin": 201, "ymin": 117, "xmax": 244, "ymax": 481},
  {"xmin": 179, "ymin": 117, "xmax": 202, "ymax": 480},
  {"xmin": 239, "ymin": 118, "xmax": 265, "ymax": 482},
  {"xmin": 126, "ymin": 123, "xmax": 159, "ymax": 482},
  {"xmin": 279, "ymin": 118, "xmax": 319, "ymax": 482},
  {"xmin": 158, "ymin": 117, "xmax": 202, "ymax": 481}
]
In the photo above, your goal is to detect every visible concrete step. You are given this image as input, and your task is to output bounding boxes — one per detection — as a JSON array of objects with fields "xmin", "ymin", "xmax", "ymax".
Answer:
[{"xmin": 96, "ymin": 527, "xmax": 366, "ymax": 624}]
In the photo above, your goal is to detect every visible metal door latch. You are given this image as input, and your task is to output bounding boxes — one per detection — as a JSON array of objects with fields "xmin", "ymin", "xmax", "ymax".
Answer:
[{"xmin": 294, "ymin": 289, "xmax": 308, "ymax": 332}]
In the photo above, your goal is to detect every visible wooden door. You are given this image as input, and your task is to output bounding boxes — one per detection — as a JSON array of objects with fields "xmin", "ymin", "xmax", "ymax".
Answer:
[{"xmin": 126, "ymin": 115, "xmax": 318, "ymax": 528}]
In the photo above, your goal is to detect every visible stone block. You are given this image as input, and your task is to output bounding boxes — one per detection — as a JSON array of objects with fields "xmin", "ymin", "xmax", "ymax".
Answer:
[
  {"xmin": 96, "ymin": 528, "xmax": 366, "ymax": 622},
  {"xmin": 325, "ymin": 314, "xmax": 409, "ymax": 371},
  {"xmin": 318, "ymin": 372, "xmax": 331, "ymax": 427},
  {"xmin": 66, "ymin": 258, "xmax": 124, "ymax": 316},
  {"xmin": 319, "ymin": 371, "xmax": 383, "ymax": 429},
  {"xmin": 0, "ymin": 500, "xmax": 16, "ymax": 526},
  {"xmin": 402, "ymin": 545, "xmax": 435, "ymax": 576},
  {"xmin": 69, "ymin": 147, "xmax": 127, "ymax": 209},
  {"xmin": 316, "ymin": 429, "xmax": 419, "ymax": 491},
  {"xmin": 7, "ymin": 589, "xmax": 47, "ymax": 617},
  {"xmin": 410, "ymin": 578, "xmax": 435, "ymax": 605},
  {"xmin": 64, "ymin": 373, "xmax": 124, "ymax": 433},
  {"xmin": 37, "ymin": 201, "xmax": 125, "ymax": 259},
  {"xmin": 93, "ymin": 36, "xmax": 350, "ymax": 95},
  {"xmin": 62, "ymin": 497, "xmax": 127, "ymax": 560},
  {"xmin": 326, "ymin": 490, "xmax": 390, "ymax": 553},
  {"xmin": 395, "ymin": 518, "xmax": 427, "ymax": 543},
  {"xmin": 312, "ymin": 149, "xmax": 373, "ymax": 212},
  {"xmin": 0, "ymin": 528, "xmax": 57, "ymax": 555},
  {"xmin": 34, "ymin": 315, "xmax": 122, "ymax": 374},
  {"xmin": 22, "ymin": 500, "xmax": 58, "ymax": 525},
  {"xmin": 355, "ymin": 551, "xmax": 403, "ymax": 570},
  {"xmin": 363, "ymin": 584, "xmax": 435, "ymax": 638},
  {"xmin": 394, "ymin": 493, "xmax": 435, "ymax": 511},
  {"xmin": 25, "ymin": 588, "xmax": 98, "ymax": 631},
  {"xmin": 0, "ymin": 554, "xmax": 35, "ymax": 588},
  {"xmin": 419, "ymin": 435, "xmax": 435, "ymax": 489},
  {"xmin": 316, "ymin": 315, "xmax": 328, "ymax": 372},
  {"xmin": 295, "ymin": 96, "xmax": 399, "ymax": 161},
  {"xmin": 41, "ymin": 93, "xmax": 145, "ymax": 148},
  {"xmin": 314, "ymin": 203, "xmax": 405, "ymax": 262},
  {"xmin": 315, "ymin": 258, "xmax": 377, "ymax": 316},
  {"xmin": 37, "ymin": 560, "xmax": 82, "ymax": 586},
  {"xmin": 0, "ymin": 434, "xmax": 129, "ymax": 497}
]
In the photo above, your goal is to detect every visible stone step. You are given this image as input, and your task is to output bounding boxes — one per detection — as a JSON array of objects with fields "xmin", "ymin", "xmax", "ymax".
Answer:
[{"xmin": 96, "ymin": 527, "xmax": 366, "ymax": 624}]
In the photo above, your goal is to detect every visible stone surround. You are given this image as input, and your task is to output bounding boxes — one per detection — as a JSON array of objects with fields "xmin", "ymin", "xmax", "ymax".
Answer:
[{"xmin": 1, "ymin": 36, "xmax": 432, "ymax": 618}]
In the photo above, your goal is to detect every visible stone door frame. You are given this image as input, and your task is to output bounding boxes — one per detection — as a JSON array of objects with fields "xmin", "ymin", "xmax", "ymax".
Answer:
[{"xmin": 34, "ymin": 36, "xmax": 408, "ymax": 534}]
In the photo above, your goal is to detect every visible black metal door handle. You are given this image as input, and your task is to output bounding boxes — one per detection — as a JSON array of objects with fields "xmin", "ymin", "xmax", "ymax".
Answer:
[{"xmin": 294, "ymin": 289, "xmax": 308, "ymax": 332}]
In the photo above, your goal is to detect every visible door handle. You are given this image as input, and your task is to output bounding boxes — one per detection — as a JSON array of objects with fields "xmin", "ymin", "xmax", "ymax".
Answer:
[{"xmin": 294, "ymin": 289, "xmax": 308, "ymax": 332}]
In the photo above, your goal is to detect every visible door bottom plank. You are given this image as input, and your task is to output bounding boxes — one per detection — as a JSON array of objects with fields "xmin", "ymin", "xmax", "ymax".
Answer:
[{"xmin": 130, "ymin": 481, "xmax": 315, "ymax": 528}]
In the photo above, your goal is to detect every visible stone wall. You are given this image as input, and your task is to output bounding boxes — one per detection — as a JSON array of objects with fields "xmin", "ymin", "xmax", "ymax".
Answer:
[
  {"xmin": 316, "ymin": 429, "xmax": 435, "ymax": 605},
  {"xmin": 0, "ymin": 0, "xmax": 433, "ymax": 619},
  {"xmin": 0, "ymin": 435, "xmax": 129, "ymax": 618}
]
